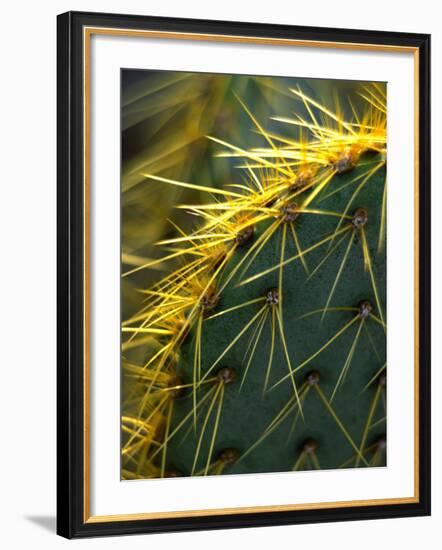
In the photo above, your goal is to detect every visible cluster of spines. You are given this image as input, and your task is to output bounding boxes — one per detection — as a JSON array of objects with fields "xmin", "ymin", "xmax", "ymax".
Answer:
[{"xmin": 121, "ymin": 83, "xmax": 387, "ymax": 479}]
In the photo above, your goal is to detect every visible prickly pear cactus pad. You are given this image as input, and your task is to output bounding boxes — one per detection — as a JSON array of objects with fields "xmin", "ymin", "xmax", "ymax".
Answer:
[{"xmin": 121, "ymin": 70, "xmax": 387, "ymax": 480}]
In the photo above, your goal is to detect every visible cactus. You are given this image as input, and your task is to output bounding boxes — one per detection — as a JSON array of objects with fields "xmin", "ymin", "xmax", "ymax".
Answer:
[{"xmin": 121, "ymin": 72, "xmax": 387, "ymax": 479}]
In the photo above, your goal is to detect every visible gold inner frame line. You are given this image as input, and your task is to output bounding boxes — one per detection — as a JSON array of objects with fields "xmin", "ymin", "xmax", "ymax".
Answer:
[{"xmin": 82, "ymin": 26, "xmax": 420, "ymax": 524}]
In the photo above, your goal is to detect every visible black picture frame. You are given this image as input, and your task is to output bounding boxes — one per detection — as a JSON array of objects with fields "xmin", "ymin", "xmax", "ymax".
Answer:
[{"xmin": 57, "ymin": 10, "xmax": 431, "ymax": 539}]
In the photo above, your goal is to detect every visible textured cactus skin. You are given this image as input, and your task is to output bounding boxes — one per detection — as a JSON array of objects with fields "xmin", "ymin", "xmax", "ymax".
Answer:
[
  {"xmin": 169, "ymin": 163, "xmax": 386, "ymax": 475},
  {"xmin": 121, "ymin": 70, "xmax": 387, "ymax": 478}
]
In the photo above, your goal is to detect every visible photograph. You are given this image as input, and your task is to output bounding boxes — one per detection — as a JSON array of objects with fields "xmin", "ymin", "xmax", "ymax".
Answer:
[
  {"xmin": 0, "ymin": 2, "xmax": 436, "ymax": 547},
  {"xmin": 55, "ymin": 10, "xmax": 431, "ymax": 538},
  {"xmin": 120, "ymin": 70, "xmax": 388, "ymax": 479}
]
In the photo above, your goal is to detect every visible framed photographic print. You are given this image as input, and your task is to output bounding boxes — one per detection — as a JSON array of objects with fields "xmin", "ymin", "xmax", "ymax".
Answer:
[{"xmin": 57, "ymin": 11, "xmax": 431, "ymax": 538}]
